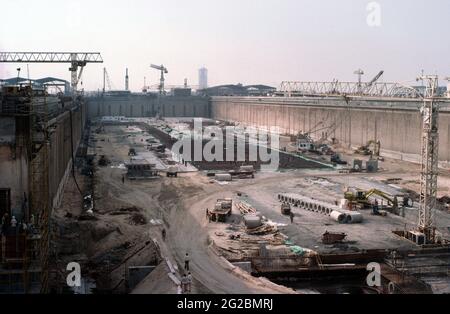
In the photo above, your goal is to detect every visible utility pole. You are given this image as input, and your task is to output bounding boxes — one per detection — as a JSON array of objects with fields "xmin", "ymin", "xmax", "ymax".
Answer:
[
  {"xmin": 125, "ymin": 68, "xmax": 129, "ymax": 91},
  {"xmin": 417, "ymin": 74, "xmax": 439, "ymax": 243}
]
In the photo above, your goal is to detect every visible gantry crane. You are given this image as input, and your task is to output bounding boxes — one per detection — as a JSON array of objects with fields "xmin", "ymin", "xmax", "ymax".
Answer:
[
  {"xmin": 0, "ymin": 52, "xmax": 103, "ymax": 93},
  {"xmin": 150, "ymin": 64, "xmax": 168, "ymax": 95}
]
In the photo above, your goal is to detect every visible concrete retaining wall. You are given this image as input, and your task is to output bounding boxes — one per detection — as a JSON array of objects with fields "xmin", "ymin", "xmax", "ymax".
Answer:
[
  {"xmin": 86, "ymin": 94, "xmax": 210, "ymax": 118},
  {"xmin": 0, "ymin": 99, "xmax": 87, "ymax": 219},
  {"xmin": 211, "ymin": 96, "xmax": 450, "ymax": 164}
]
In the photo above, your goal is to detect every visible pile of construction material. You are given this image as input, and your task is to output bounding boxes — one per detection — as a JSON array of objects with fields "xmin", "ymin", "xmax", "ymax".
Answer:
[
  {"xmin": 246, "ymin": 223, "xmax": 277, "ymax": 235},
  {"xmin": 235, "ymin": 201, "xmax": 278, "ymax": 235},
  {"xmin": 235, "ymin": 201, "xmax": 257, "ymax": 215},
  {"xmin": 278, "ymin": 193, "xmax": 363, "ymax": 224}
]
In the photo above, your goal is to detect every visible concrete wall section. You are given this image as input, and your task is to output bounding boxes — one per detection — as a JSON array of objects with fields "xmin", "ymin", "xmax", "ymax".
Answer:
[
  {"xmin": 48, "ymin": 102, "xmax": 86, "ymax": 209},
  {"xmin": 211, "ymin": 96, "xmax": 450, "ymax": 164},
  {"xmin": 86, "ymin": 95, "xmax": 210, "ymax": 119},
  {"xmin": 0, "ymin": 99, "xmax": 87, "ymax": 219}
]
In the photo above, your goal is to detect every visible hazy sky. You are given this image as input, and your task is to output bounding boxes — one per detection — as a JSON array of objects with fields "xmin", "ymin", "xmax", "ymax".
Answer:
[{"xmin": 1, "ymin": 0, "xmax": 449, "ymax": 91}]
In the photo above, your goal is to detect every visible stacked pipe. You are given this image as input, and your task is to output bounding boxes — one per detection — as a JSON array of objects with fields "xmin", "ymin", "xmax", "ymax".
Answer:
[{"xmin": 277, "ymin": 193, "xmax": 363, "ymax": 224}]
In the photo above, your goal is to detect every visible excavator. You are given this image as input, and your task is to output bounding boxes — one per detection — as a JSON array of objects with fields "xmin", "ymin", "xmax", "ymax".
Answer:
[{"xmin": 344, "ymin": 188, "xmax": 412, "ymax": 215}]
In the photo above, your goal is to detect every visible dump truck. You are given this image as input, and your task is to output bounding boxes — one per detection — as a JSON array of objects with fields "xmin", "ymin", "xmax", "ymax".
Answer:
[{"xmin": 207, "ymin": 198, "xmax": 232, "ymax": 222}]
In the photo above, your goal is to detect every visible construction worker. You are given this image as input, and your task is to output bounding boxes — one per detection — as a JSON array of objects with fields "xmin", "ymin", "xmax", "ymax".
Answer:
[
  {"xmin": 181, "ymin": 274, "xmax": 188, "ymax": 294},
  {"xmin": 289, "ymin": 211, "xmax": 294, "ymax": 224},
  {"xmin": 10, "ymin": 216, "xmax": 17, "ymax": 228},
  {"xmin": 161, "ymin": 228, "xmax": 166, "ymax": 241},
  {"xmin": 372, "ymin": 199, "xmax": 379, "ymax": 215},
  {"xmin": 122, "ymin": 175, "xmax": 125, "ymax": 184},
  {"xmin": 393, "ymin": 196, "xmax": 399, "ymax": 214},
  {"xmin": 184, "ymin": 253, "xmax": 190, "ymax": 271},
  {"xmin": 1, "ymin": 212, "xmax": 9, "ymax": 235},
  {"xmin": 187, "ymin": 272, "xmax": 192, "ymax": 293}
]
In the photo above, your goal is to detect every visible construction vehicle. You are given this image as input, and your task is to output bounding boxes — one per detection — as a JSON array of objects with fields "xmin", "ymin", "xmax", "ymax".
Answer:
[
  {"xmin": 322, "ymin": 231, "xmax": 347, "ymax": 244},
  {"xmin": 355, "ymin": 140, "xmax": 381, "ymax": 157},
  {"xmin": 344, "ymin": 188, "xmax": 410, "ymax": 215},
  {"xmin": 207, "ymin": 198, "xmax": 232, "ymax": 222},
  {"xmin": 331, "ymin": 153, "xmax": 347, "ymax": 165},
  {"xmin": 166, "ymin": 166, "xmax": 178, "ymax": 177}
]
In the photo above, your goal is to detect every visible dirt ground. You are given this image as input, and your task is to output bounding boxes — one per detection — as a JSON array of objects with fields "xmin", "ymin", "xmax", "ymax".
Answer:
[{"xmin": 53, "ymin": 121, "xmax": 450, "ymax": 294}]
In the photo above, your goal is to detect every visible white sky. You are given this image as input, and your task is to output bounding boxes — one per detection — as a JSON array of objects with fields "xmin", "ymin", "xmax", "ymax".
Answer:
[{"xmin": 1, "ymin": 0, "xmax": 449, "ymax": 91}]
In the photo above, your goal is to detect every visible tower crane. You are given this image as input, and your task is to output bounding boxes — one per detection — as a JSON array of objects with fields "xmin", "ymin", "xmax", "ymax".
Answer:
[
  {"xmin": 0, "ymin": 52, "xmax": 103, "ymax": 93},
  {"xmin": 102, "ymin": 67, "xmax": 115, "ymax": 93},
  {"xmin": 150, "ymin": 64, "xmax": 168, "ymax": 95},
  {"xmin": 416, "ymin": 74, "xmax": 440, "ymax": 244}
]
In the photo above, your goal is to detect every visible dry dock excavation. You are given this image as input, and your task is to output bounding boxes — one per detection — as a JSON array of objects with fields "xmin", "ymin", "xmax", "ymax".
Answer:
[{"xmin": 1, "ymin": 63, "xmax": 450, "ymax": 295}]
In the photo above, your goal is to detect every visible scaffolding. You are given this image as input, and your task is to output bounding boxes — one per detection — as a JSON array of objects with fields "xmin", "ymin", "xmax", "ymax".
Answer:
[{"xmin": 0, "ymin": 85, "xmax": 51, "ymax": 292}]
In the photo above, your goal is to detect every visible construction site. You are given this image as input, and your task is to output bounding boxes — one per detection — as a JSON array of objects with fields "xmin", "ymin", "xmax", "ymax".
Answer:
[{"xmin": 0, "ymin": 52, "xmax": 449, "ymax": 295}]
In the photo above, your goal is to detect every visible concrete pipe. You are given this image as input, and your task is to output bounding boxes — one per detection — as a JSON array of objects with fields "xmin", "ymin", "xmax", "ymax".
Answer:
[
  {"xmin": 244, "ymin": 215, "xmax": 262, "ymax": 229},
  {"xmin": 346, "ymin": 212, "xmax": 363, "ymax": 224},
  {"xmin": 215, "ymin": 173, "xmax": 232, "ymax": 181},
  {"xmin": 330, "ymin": 211, "xmax": 347, "ymax": 224},
  {"xmin": 325, "ymin": 208, "xmax": 331, "ymax": 215}
]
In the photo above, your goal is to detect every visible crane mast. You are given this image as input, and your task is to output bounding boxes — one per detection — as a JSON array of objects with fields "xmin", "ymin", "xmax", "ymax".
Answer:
[{"xmin": 418, "ymin": 75, "xmax": 439, "ymax": 243}]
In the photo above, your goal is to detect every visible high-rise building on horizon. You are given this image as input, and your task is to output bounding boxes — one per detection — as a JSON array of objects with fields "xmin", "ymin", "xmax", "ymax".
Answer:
[{"xmin": 198, "ymin": 67, "xmax": 208, "ymax": 90}]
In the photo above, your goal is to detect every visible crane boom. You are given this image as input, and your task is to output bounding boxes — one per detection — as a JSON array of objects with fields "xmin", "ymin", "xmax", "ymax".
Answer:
[{"xmin": 367, "ymin": 70, "xmax": 384, "ymax": 87}]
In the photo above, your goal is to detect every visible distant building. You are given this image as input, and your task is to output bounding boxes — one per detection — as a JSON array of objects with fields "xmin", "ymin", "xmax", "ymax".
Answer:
[
  {"xmin": 199, "ymin": 84, "xmax": 276, "ymax": 97},
  {"xmin": 198, "ymin": 67, "xmax": 208, "ymax": 90}
]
